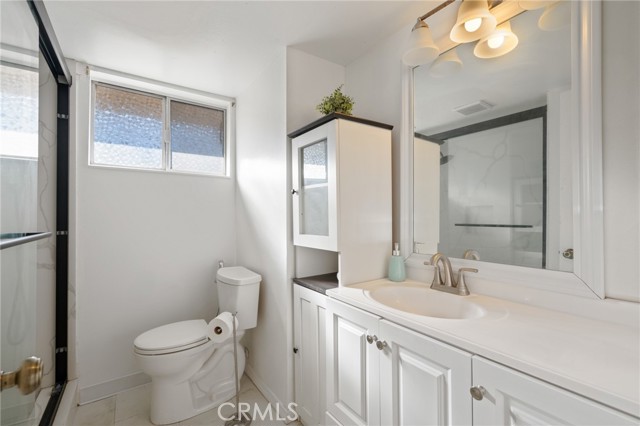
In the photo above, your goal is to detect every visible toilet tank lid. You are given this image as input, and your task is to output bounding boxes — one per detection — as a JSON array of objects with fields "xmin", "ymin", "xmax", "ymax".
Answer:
[{"xmin": 217, "ymin": 266, "xmax": 261, "ymax": 285}]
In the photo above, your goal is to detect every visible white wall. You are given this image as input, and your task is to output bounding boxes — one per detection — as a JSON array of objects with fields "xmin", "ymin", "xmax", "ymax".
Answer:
[
  {"xmin": 286, "ymin": 49, "xmax": 345, "ymax": 134},
  {"xmin": 345, "ymin": 26, "xmax": 407, "ymax": 244},
  {"xmin": 602, "ymin": 1, "xmax": 640, "ymax": 302},
  {"xmin": 235, "ymin": 48, "xmax": 291, "ymax": 407},
  {"xmin": 70, "ymin": 62, "xmax": 237, "ymax": 402},
  {"xmin": 287, "ymin": 48, "xmax": 345, "ymax": 279},
  {"xmin": 235, "ymin": 47, "xmax": 345, "ymax": 408}
]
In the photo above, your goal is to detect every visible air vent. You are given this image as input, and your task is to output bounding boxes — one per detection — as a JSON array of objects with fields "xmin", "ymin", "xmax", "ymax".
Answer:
[{"xmin": 453, "ymin": 100, "xmax": 494, "ymax": 116}]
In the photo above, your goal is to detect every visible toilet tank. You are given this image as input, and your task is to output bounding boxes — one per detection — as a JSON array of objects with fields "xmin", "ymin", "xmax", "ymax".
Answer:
[{"xmin": 216, "ymin": 266, "xmax": 261, "ymax": 330}]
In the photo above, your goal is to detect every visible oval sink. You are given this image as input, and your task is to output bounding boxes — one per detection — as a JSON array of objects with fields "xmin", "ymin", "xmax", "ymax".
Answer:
[{"xmin": 366, "ymin": 284, "xmax": 486, "ymax": 319}]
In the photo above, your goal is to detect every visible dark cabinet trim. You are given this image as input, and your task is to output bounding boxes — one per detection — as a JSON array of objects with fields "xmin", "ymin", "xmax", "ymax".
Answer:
[{"xmin": 288, "ymin": 113, "xmax": 393, "ymax": 139}]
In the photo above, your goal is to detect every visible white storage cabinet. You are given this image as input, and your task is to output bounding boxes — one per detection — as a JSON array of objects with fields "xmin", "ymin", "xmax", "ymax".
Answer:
[
  {"xmin": 290, "ymin": 115, "xmax": 392, "ymax": 285},
  {"xmin": 293, "ymin": 284, "xmax": 328, "ymax": 426}
]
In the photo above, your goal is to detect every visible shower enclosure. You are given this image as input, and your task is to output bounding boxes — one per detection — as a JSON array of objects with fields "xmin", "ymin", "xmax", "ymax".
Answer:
[{"xmin": 1, "ymin": 1, "xmax": 71, "ymax": 425}]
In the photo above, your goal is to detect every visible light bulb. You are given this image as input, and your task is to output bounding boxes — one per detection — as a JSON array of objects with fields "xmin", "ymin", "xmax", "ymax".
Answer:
[
  {"xmin": 464, "ymin": 17, "xmax": 482, "ymax": 33},
  {"xmin": 487, "ymin": 34, "xmax": 505, "ymax": 49}
]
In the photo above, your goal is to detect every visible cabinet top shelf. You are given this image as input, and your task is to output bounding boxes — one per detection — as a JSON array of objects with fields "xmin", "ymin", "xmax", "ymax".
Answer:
[{"xmin": 288, "ymin": 113, "xmax": 393, "ymax": 139}]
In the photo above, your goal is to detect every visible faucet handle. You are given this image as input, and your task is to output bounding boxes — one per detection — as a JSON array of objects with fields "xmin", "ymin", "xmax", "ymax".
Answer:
[
  {"xmin": 425, "ymin": 256, "xmax": 442, "ymax": 286},
  {"xmin": 456, "ymin": 268, "xmax": 478, "ymax": 296}
]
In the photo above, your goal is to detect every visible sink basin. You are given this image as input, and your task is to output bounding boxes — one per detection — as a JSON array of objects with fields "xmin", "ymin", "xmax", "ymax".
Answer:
[{"xmin": 366, "ymin": 284, "xmax": 486, "ymax": 319}]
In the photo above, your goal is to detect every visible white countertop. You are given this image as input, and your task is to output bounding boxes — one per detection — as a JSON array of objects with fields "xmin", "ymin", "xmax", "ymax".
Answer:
[{"xmin": 327, "ymin": 279, "xmax": 640, "ymax": 418}]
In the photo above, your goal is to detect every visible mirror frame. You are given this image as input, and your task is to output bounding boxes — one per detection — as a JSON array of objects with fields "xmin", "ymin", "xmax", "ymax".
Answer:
[{"xmin": 401, "ymin": 0, "xmax": 604, "ymax": 299}]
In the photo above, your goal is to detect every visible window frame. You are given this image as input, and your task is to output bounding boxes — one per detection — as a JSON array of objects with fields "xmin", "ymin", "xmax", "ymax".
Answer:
[{"xmin": 89, "ymin": 70, "xmax": 233, "ymax": 178}]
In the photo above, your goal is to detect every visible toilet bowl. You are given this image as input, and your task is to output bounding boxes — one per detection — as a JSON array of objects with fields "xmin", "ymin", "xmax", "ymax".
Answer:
[{"xmin": 134, "ymin": 266, "xmax": 260, "ymax": 425}]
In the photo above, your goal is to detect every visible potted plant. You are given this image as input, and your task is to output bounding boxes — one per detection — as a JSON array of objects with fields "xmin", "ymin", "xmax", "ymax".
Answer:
[{"xmin": 316, "ymin": 85, "xmax": 355, "ymax": 116}]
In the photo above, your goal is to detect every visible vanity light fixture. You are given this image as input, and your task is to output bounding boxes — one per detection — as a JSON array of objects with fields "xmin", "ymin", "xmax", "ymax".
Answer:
[
  {"xmin": 450, "ymin": 0, "xmax": 497, "ymax": 43},
  {"xmin": 402, "ymin": 0, "xmax": 458, "ymax": 66},
  {"xmin": 517, "ymin": 0, "xmax": 554, "ymax": 10},
  {"xmin": 538, "ymin": 1, "xmax": 570, "ymax": 31},
  {"xmin": 404, "ymin": 0, "xmax": 530, "ymax": 67},
  {"xmin": 402, "ymin": 19, "xmax": 440, "ymax": 66},
  {"xmin": 429, "ymin": 48, "xmax": 463, "ymax": 78},
  {"xmin": 474, "ymin": 21, "xmax": 519, "ymax": 58}
]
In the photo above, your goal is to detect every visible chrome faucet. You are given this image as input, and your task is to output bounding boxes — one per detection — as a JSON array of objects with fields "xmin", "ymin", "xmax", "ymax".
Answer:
[
  {"xmin": 425, "ymin": 253, "xmax": 478, "ymax": 296},
  {"xmin": 463, "ymin": 249, "xmax": 480, "ymax": 261}
]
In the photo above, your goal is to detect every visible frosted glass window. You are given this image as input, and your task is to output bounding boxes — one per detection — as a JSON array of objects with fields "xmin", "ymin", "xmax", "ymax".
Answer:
[
  {"xmin": 300, "ymin": 140, "xmax": 329, "ymax": 236},
  {"xmin": 93, "ymin": 84, "xmax": 163, "ymax": 169},
  {"xmin": 170, "ymin": 101, "xmax": 225, "ymax": 175},
  {"xmin": 0, "ymin": 64, "xmax": 38, "ymax": 159},
  {"xmin": 302, "ymin": 140, "xmax": 327, "ymax": 185}
]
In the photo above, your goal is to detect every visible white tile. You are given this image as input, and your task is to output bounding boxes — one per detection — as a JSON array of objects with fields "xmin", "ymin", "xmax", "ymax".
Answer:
[
  {"xmin": 178, "ymin": 407, "xmax": 226, "ymax": 426},
  {"xmin": 88, "ymin": 374, "xmax": 294, "ymax": 426},
  {"xmin": 114, "ymin": 384, "xmax": 150, "ymax": 422},
  {"xmin": 114, "ymin": 414, "xmax": 156, "ymax": 426},
  {"xmin": 74, "ymin": 397, "xmax": 116, "ymax": 426}
]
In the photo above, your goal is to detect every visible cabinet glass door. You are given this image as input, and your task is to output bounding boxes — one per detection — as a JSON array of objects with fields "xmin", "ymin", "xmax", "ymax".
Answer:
[{"xmin": 300, "ymin": 139, "xmax": 329, "ymax": 237}]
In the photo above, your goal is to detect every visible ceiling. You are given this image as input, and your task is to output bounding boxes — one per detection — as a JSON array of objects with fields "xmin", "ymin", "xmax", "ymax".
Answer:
[{"xmin": 45, "ymin": 0, "xmax": 434, "ymax": 97}]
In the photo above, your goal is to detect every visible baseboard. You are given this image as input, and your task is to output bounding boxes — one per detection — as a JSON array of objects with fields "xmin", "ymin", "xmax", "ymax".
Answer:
[
  {"xmin": 53, "ymin": 379, "xmax": 78, "ymax": 426},
  {"xmin": 78, "ymin": 372, "xmax": 150, "ymax": 405},
  {"xmin": 245, "ymin": 364, "xmax": 298, "ymax": 424}
]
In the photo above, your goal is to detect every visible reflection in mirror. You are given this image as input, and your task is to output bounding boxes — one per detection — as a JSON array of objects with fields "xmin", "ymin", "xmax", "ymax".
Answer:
[{"xmin": 413, "ymin": 5, "xmax": 572, "ymax": 271}]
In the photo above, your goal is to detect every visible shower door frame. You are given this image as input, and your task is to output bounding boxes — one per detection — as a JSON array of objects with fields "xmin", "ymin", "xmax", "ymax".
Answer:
[{"xmin": 26, "ymin": 1, "xmax": 72, "ymax": 425}]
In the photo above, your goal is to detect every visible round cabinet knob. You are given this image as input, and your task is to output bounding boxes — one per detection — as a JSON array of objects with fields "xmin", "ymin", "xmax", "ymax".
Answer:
[
  {"xmin": 376, "ymin": 340, "xmax": 388, "ymax": 350},
  {"xmin": 470, "ymin": 386, "xmax": 486, "ymax": 401},
  {"xmin": 366, "ymin": 335, "xmax": 377, "ymax": 344},
  {"xmin": 562, "ymin": 248, "xmax": 574, "ymax": 259}
]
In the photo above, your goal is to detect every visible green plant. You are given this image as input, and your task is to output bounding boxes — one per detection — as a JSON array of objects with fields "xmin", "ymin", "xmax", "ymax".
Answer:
[{"xmin": 316, "ymin": 85, "xmax": 355, "ymax": 116}]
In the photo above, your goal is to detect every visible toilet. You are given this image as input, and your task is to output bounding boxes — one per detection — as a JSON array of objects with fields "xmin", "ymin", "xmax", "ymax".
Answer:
[{"xmin": 134, "ymin": 266, "xmax": 261, "ymax": 425}]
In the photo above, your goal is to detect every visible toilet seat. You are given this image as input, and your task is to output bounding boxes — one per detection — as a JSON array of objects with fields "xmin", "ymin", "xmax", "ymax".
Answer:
[{"xmin": 134, "ymin": 319, "xmax": 210, "ymax": 356}]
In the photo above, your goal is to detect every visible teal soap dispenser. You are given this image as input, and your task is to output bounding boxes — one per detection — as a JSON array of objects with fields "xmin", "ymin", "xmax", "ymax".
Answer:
[{"xmin": 388, "ymin": 243, "xmax": 406, "ymax": 282}]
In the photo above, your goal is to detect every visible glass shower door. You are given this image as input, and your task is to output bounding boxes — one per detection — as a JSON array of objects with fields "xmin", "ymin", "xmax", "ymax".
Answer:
[{"xmin": 1, "ymin": 1, "xmax": 46, "ymax": 424}]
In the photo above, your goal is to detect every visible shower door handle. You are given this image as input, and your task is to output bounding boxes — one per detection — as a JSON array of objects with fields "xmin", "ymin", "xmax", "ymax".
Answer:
[{"xmin": 1, "ymin": 356, "xmax": 43, "ymax": 395}]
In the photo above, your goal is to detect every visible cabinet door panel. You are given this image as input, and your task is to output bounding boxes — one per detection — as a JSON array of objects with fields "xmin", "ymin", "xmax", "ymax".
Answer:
[
  {"xmin": 473, "ymin": 357, "xmax": 638, "ymax": 426},
  {"xmin": 293, "ymin": 285, "xmax": 327, "ymax": 425},
  {"xmin": 291, "ymin": 122, "xmax": 338, "ymax": 251},
  {"xmin": 379, "ymin": 320, "xmax": 472, "ymax": 426},
  {"xmin": 327, "ymin": 299, "xmax": 380, "ymax": 426}
]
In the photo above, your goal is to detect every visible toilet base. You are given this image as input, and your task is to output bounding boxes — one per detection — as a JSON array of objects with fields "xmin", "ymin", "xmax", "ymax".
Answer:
[{"xmin": 149, "ymin": 342, "xmax": 246, "ymax": 425}]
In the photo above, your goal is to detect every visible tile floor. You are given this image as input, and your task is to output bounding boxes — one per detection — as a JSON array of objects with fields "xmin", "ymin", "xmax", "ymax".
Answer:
[{"xmin": 72, "ymin": 375, "xmax": 301, "ymax": 426}]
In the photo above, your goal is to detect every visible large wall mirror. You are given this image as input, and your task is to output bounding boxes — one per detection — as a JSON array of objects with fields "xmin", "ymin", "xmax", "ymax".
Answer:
[{"xmin": 408, "ymin": 0, "xmax": 604, "ymax": 297}]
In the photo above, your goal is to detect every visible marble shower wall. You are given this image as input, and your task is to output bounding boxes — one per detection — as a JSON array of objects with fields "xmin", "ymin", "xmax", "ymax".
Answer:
[{"xmin": 439, "ymin": 118, "xmax": 544, "ymax": 268}]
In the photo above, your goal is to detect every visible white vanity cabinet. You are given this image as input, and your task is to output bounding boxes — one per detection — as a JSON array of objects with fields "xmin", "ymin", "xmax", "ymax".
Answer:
[
  {"xmin": 472, "ymin": 357, "xmax": 638, "ymax": 426},
  {"xmin": 293, "ymin": 284, "xmax": 328, "ymax": 426},
  {"xmin": 378, "ymin": 320, "xmax": 472, "ymax": 426},
  {"xmin": 323, "ymin": 297, "xmax": 639, "ymax": 426},
  {"xmin": 290, "ymin": 114, "xmax": 392, "ymax": 285},
  {"xmin": 326, "ymin": 298, "xmax": 381, "ymax": 426},
  {"xmin": 326, "ymin": 298, "xmax": 472, "ymax": 426}
]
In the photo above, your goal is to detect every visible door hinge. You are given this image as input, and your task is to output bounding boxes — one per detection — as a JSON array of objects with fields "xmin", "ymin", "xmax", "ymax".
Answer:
[
  {"xmin": 293, "ymin": 347, "xmax": 299, "ymax": 354},
  {"xmin": 55, "ymin": 347, "xmax": 68, "ymax": 354},
  {"xmin": 57, "ymin": 113, "xmax": 69, "ymax": 120}
]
